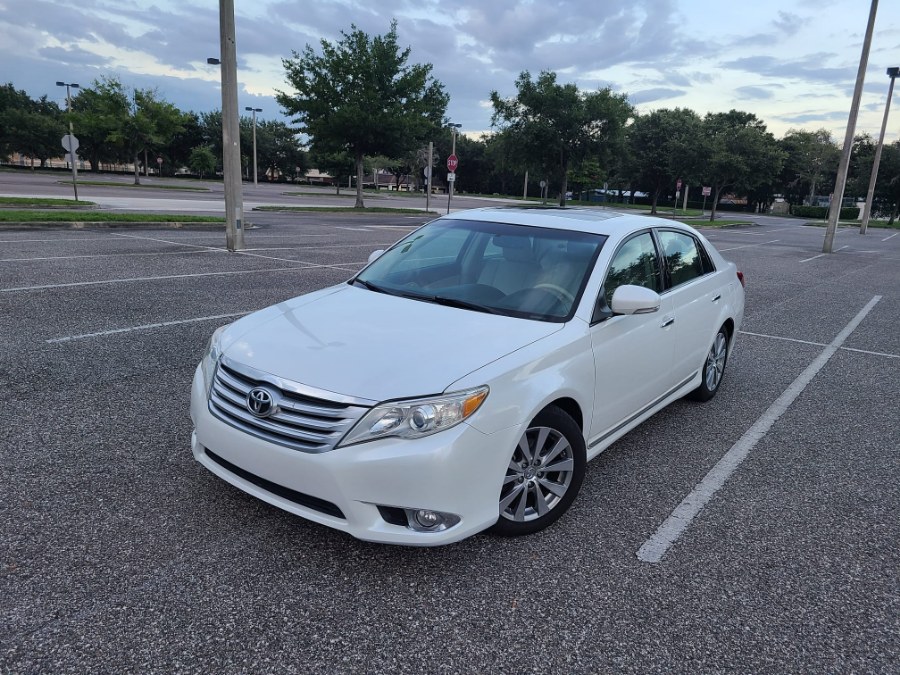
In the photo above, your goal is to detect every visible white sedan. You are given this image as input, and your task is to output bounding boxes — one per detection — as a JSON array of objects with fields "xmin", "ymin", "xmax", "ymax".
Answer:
[{"xmin": 190, "ymin": 208, "xmax": 745, "ymax": 545}]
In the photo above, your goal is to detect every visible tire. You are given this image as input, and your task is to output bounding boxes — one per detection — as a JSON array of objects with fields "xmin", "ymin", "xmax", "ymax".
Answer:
[
  {"xmin": 491, "ymin": 406, "xmax": 586, "ymax": 537},
  {"xmin": 690, "ymin": 325, "xmax": 729, "ymax": 402}
]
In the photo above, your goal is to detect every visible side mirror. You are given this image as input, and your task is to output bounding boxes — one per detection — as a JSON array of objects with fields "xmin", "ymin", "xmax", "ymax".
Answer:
[
  {"xmin": 610, "ymin": 285, "xmax": 661, "ymax": 315},
  {"xmin": 367, "ymin": 249, "xmax": 385, "ymax": 263}
]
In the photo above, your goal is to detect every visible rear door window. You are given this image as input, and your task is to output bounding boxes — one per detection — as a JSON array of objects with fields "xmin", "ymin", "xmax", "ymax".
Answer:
[{"xmin": 657, "ymin": 230, "xmax": 710, "ymax": 289}]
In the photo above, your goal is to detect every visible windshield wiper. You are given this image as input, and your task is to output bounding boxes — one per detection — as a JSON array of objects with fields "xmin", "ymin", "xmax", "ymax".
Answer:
[
  {"xmin": 428, "ymin": 295, "xmax": 502, "ymax": 315},
  {"xmin": 352, "ymin": 278, "xmax": 400, "ymax": 296}
]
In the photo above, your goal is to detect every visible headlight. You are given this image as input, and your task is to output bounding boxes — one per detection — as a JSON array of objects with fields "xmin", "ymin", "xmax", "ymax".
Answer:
[
  {"xmin": 338, "ymin": 386, "xmax": 489, "ymax": 447},
  {"xmin": 200, "ymin": 325, "xmax": 228, "ymax": 388}
]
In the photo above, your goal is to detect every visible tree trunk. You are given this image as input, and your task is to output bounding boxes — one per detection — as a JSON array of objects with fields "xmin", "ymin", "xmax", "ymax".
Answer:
[
  {"xmin": 144, "ymin": 149, "xmax": 149, "ymax": 177},
  {"xmin": 889, "ymin": 204, "xmax": 897, "ymax": 225},
  {"xmin": 710, "ymin": 185, "xmax": 723, "ymax": 222},
  {"xmin": 808, "ymin": 180, "xmax": 816, "ymax": 206},
  {"xmin": 650, "ymin": 188, "xmax": 660, "ymax": 214},
  {"xmin": 558, "ymin": 162, "xmax": 568, "ymax": 208},
  {"xmin": 133, "ymin": 153, "xmax": 141, "ymax": 185},
  {"xmin": 354, "ymin": 152, "xmax": 365, "ymax": 208}
]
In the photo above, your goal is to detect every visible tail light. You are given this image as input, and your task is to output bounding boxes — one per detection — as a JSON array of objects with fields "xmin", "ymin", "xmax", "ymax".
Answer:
[{"xmin": 737, "ymin": 271, "xmax": 746, "ymax": 288}]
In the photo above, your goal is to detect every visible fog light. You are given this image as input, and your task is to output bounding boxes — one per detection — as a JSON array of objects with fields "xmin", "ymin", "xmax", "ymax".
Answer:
[{"xmin": 414, "ymin": 509, "xmax": 442, "ymax": 528}]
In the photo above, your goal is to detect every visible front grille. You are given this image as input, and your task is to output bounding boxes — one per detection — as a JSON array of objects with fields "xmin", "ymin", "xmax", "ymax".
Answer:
[
  {"xmin": 208, "ymin": 358, "xmax": 369, "ymax": 453},
  {"xmin": 205, "ymin": 448, "xmax": 345, "ymax": 519}
]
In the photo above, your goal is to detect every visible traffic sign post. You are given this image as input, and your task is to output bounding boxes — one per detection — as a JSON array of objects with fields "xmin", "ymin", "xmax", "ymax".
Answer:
[
  {"xmin": 156, "ymin": 156, "xmax": 163, "ymax": 176},
  {"xmin": 61, "ymin": 134, "xmax": 79, "ymax": 201}
]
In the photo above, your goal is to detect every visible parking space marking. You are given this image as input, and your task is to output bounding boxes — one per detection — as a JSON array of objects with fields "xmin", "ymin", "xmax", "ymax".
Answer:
[
  {"xmin": 740, "ymin": 330, "xmax": 900, "ymax": 359},
  {"xmin": 0, "ymin": 249, "xmax": 223, "ymax": 262},
  {"xmin": 0, "ymin": 266, "xmax": 312, "ymax": 293},
  {"xmin": 45, "ymin": 312, "xmax": 252, "ymax": 343},
  {"xmin": 799, "ymin": 245, "xmax": 847, "ymax": 263},
  {"xmin": 637, "ymin": 295, "xmax": 882, "ymax": 564},
  {"xmin": 739, "ymin": 330, "xmax": 825, "ymax": 347},
  {"xmin": 0, "ymin": 236, "xmax": 114, "ymax": 243},
  {"xmin": 716, "ymin": 239, "xmax": 780, "ymax": 252},
  {"xmin": 882, "ymin": 232, "xmax": 898, "ymax": 241}
]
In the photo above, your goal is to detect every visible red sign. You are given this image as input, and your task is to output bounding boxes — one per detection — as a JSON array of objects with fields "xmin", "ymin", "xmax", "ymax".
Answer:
[
  {"xmin": 447, "ymin": 154, "xmax": 458, "ymax": 171},
  {"xmin": 676, "ymin": 178, "xmax": 682, "ymax": 190},
  {"xmin": 702, "ymin": 186, "xmax": 712, "ymax": 197},
  {"xmin": 156, "ymin": 157, "xmax": 163, "ymax": 164}
]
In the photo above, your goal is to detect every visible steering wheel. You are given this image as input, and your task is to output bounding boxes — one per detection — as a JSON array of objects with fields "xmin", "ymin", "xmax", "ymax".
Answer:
[{"xmin": 534, "ymin": 283, "xmax": 575, "ymax": 304}]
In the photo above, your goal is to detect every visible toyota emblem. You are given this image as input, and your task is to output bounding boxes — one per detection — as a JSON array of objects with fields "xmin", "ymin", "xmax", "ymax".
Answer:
[{"xmin": 246, "ymin": 388, "xmax": 276, "ymax": 418}]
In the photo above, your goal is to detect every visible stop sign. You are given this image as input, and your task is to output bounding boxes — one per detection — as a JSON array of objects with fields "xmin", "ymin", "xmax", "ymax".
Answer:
[{"xmin": 447, "ymin": 154, "xmax": 458, "ymax": 171}]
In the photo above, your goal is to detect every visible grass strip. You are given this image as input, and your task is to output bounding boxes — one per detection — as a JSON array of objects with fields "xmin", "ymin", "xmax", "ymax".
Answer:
[
  {"xmin": 56, "ymin": 180, "xmax": 209, "ymax": 191},
  {"xmin": 802, "ymin": 220, "xmax": 898, "ymax": 229},
  {"xmin": 253, "ymin": 206, "xmax": 436, "ymax": 215},
  {"xmin": 0, "ymin": 196, "xmax": 96, "ymax": 206},
  {"xmin": 0, "ymin": 210, "xmax": 223, "ymax": 223}
]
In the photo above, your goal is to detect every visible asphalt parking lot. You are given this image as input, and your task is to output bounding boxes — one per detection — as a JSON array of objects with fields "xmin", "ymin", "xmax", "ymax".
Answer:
[{"xmin": 2, "ymin": 212, "xmax": 898, "ymax": 673}]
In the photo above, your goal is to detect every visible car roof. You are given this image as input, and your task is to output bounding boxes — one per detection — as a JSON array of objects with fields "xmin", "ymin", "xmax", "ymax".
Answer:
[{"xmin": 439, "ymin": 207, "xmax": 692, "ymax": 238}]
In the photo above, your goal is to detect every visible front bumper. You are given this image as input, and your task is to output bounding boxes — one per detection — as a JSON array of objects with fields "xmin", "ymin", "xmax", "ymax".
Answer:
[{"xmin": 190, "ymin": 366, "xmax": 522, "ymax": 546}]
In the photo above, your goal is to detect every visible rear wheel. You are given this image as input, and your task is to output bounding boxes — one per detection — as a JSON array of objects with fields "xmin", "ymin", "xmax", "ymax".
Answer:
[
  {"xmin": 690, "ymin": 326, "xmax": 729, "ymax": 402},
  {"xmin": 491, "ymin": 406, "xmax": 586, "ymax": 537}
]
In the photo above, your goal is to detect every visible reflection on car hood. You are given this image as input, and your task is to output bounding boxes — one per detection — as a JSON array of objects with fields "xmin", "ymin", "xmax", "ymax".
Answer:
[{"xmin": 221, "ymin": 284, "xmax": 562, "ymax": 402}]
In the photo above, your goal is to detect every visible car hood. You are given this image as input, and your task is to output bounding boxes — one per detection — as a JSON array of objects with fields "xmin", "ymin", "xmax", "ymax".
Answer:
[{"xmin": 220, "ymin": 284, "xmax": 562, "ymax": 402}]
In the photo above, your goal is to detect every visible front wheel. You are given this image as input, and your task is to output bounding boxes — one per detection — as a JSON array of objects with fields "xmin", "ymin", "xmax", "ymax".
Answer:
[
  {"xmin": 491, "ymin": 406, "xmax": 586, "ymax": 537},
  {"xmin": 690, "ymin": 327, "xmax": 729, "ymax": 402}
]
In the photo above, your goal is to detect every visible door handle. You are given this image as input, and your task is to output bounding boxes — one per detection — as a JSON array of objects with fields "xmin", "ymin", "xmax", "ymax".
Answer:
[
  {"xmin": 712, "ymin": 294, "xmax": 722, "ymax": 302},
  {"xmin": 661, "ymin": 316, "xmax": 675, "ymax": 328}
]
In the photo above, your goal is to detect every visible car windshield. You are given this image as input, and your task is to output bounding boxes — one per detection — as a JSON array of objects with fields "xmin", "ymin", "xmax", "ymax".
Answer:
[{"xmin": 353, "ymin": 218, "xmax": 607, "ymax": 322}]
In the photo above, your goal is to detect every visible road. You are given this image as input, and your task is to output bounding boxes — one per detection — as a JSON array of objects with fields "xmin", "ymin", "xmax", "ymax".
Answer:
[
  {"xmin": 0, "ymin": 169, "xmax": 519, "ymax": 213},
  {"xmin": 1, "ymin": 205, "xmax": 898, "ymax": 672}
]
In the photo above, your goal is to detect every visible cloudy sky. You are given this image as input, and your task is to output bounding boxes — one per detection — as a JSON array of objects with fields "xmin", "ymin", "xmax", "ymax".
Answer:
[{"xmin": 2, "ymin": 0, "xmax": 900, "ymax": 142}]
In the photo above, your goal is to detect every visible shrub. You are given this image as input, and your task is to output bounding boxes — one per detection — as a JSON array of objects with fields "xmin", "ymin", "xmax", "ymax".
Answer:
[{"xmin": 790, "ymin": 205, "xmax": 859, "ymax": 220}]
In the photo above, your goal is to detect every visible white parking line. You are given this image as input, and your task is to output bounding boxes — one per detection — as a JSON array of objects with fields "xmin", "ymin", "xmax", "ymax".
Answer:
[
  {"xmin": 0, "ymin": 249, "xmax": 223, "ymax": 263},
  {"xmin": 637, "ymin": 295, "xmax": 882, "ymax": 564},
  {"xmin": 717, "ymin": 239, "xmax": 780, "ymax": 252},
  {"xmin": 882, "ymin": 232, "xmax": 898, "ymax": 241},
  {"xmin": 799, "ymin": 245, "xmax": 847, "ymax": 263},
  {"xmin": 45, "ymin": 312, "xmax": 251, "ymax": 343},
  {"xmin": 739, "ymin": 330, "xmax": 900, "ymax": 359},
  {"xmin": 0, "ymin": 266, "xmax": 312, "ymax": 293}
]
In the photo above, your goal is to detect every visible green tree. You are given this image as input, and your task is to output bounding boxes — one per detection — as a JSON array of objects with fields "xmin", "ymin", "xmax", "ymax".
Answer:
[
  {"xmin": 277, "ymin": 21, "xmax": 449, "ymax": 208},
  {"xmin": 308, "ymin": 148, "xmax": 356, "ymax": 193},
  {"xmin": 779, "ymin": 129, "xmax": 839, "ymax": 206},
  {"xmin": 71, "ymin": 78, "xmax": 130, "ymax": 171},
  {"xmin": 188, "ymin": 145, "xmax": 217, "ymax": 179},
  {"xmin": 627, "ymin": 108, "xmax": 703, "ymax": 213},
  {"xmin": 490, "ymin": 70, "xmax": 632, "ymax": 206},
  {"xmin": 255, "ymin": 119, "xmax": 307, "ymax": 181},
  {"xmin": 0, "ymin": 87, "xmax": 62, "ymax": 168},
  {"xmin": 700, "ymin": 110, "xmax": 784, "ymax": 221}
]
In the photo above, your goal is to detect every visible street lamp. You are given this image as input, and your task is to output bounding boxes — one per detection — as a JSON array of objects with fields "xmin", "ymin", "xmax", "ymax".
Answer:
[
  {"xmin": 245, "ymin": 106, "xmax": 262, "ymax": 186},
  {"xmin": 860, "ymin": 66, "xmax": 900, "ymax": 234},
  {"xmin": 56, "ymin": 81, "xmax": 80, "ymax": 200},
  {"xmin": 447, "ymin": 123, "xmax": 461, "ymax": 214}
]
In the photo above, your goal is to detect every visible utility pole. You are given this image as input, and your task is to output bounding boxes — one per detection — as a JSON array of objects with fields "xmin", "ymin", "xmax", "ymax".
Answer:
[
  {"xmin": 245, "ymin": 107, "xmax": 262, "ymax": 186},
  {"xmin": 523, "ymin": 170, "xmax": 528, "ymax": 200},
  {"xmin": 56, "ymin": 81, "xmax": 80, "ymax": 201},
  {"xmin": 219, "ymin": 0, "xmax": 245, "ymax": 251},
  {"xmin": 823, "ymin": 0, "xmax": 878, "ymax": 253},
  {"xmin": 861, "ymin": 66, "xmax": 899, "ymax": 234},
  {"xmin": 426, "ymin": 141, "xmax": 433, "ymax": 213}
]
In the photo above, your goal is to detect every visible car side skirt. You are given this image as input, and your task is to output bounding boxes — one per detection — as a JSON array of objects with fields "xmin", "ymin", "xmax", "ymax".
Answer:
[{"xmin": 586, "ymin": 370, "xmax": 699, "ymax": 461}]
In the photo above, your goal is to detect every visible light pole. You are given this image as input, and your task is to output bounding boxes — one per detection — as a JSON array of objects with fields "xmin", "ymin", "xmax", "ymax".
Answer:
[
  {"xmin": 447, "ymin": 123, "xmax": 461, "ymax": 214},
  {"xmin": 56, "ymin": 81, "xmax": 80, "ymax": 201},
  {"xmin": 861, "ymin": 66, "xmax": 899, "ymax": 234},
  {"xmin": 823, "ymin": 0, "xmax": 878, "ymax": 253},
  {"xmin": 245, "ymin": 107, "xmax": 262, "ymax": 186},
  {"xmin": 213, "ymin": 0, "xmax": 245, "ymax": 251}
]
